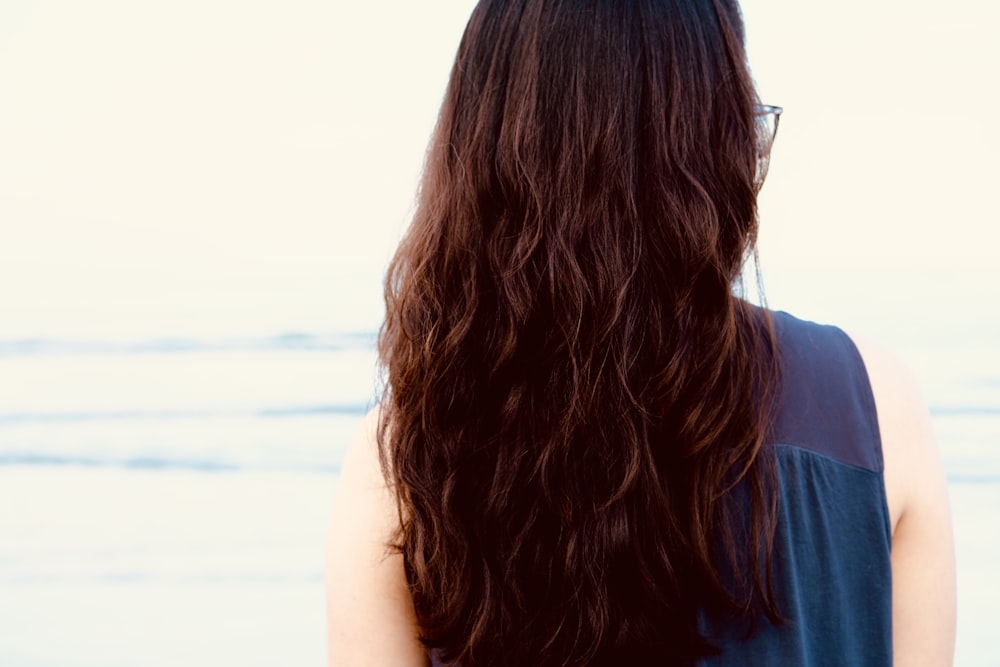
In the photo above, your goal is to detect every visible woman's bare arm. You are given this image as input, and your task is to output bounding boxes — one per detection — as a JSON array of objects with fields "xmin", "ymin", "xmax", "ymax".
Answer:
[
  {"xmin": 851, "ymin": 333, "xmax": 957, "ymax": 666},
  {"xmin": 325, "ymin": 409, "xmax": 428, "ymax": 667}
]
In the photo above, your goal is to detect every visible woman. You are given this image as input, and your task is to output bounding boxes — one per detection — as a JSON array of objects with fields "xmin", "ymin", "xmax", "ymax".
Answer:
[{"xmin": 327, "ymin": 1, "xmax": 956, "ymax": 665}]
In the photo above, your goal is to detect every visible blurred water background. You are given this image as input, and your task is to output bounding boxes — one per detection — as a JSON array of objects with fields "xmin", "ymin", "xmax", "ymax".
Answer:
[{"xmin": 1, "ymin": 0, "xmax": 998, "ymax": 665}]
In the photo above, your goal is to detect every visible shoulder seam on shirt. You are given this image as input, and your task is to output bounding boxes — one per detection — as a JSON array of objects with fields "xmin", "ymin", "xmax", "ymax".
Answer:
[{"xmin": 770, "ymin": 442, "xmax": 885, "ymax": 476}]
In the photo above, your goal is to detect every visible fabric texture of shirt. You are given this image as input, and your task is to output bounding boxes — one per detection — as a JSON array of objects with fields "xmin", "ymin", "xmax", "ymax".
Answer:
[{"xmin": 696, "ymin": 310, "xmax": 892, "ymax": 665}]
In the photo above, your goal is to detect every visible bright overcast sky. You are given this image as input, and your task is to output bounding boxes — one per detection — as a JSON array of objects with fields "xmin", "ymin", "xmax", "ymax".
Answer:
[{"xmin": 0, "ymin": 0, "xmax": 996, "ymax": 338}]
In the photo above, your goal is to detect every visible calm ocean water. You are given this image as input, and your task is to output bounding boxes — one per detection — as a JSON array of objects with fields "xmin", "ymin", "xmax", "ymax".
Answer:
[
  {"xmin": 2, "ymin": 0, "xmax": 996, "ymax": 663},
  {"xmin": 1, "ymin": 270, "xmax": 997, "ymax": 666}
]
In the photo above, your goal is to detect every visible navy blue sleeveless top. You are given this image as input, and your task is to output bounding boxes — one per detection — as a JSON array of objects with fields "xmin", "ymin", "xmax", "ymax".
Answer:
[
  {"xmin": 430, "ymin": 310, "xmax": 893, "ymax": 666},
  {"xmin": 696, "ymin": 310, "xmax": 893, "ymax": 665}
]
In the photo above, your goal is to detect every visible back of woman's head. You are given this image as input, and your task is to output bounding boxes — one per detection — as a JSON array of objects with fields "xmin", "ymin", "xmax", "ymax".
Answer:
[{"xmin": 379, "ymin": 1, "xmax": 780, "ymax": 665}]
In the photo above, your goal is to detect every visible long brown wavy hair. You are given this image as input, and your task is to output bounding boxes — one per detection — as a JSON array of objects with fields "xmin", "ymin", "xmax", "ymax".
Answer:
[{"xmin": 377, "ymin": 0, "xmax": 781, "ymax": 664}]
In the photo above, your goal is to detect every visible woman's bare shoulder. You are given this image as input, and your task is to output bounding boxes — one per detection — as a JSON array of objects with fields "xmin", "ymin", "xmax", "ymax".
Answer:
[
  {"xmin": 845, "ymin": 331, "xmax": 931, "ymax": 530},
  {"xmin": 845, "ymin": 331, "xmax": 956, "ymax": 665},
  {"xmin": 325, "ymin": 408, "xmax": 429, "ymax": 667}
]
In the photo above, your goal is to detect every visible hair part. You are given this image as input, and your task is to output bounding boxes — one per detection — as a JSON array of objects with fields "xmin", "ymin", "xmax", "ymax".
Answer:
[{"xmin": 378, "ymin": 1, "xmax": 780, "ymax": 665}]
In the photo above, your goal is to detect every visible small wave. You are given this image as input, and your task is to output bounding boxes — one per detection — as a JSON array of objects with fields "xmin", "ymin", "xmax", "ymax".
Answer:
[
  {"xmin": 0, "ymin": 403, "xmax": 370, "ymax": 424},
  {"xmin": 0, "ymin": 452, "xmax": 237, "ymax": 471},
  {"xmin": 0, "ymin": 452, "xmax": 339, "ymax": 475},
  {"xmin": 931, "ymin": 406, "xmax": 1000, "ymax": 417},
  {"xmin": 947, "ymin": 472, "xmax": 1000, "ymax": 485},
  {"xmin": 256, "ymin": 404, "xmax": 369, "ymax": 417},
  {"xmin": 4, "ymin": 572, "xmax": 325, "ymax": 587},
  {"xmin": 0, "ymin": 331, "xmax": 377, "ymax": 357}
]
